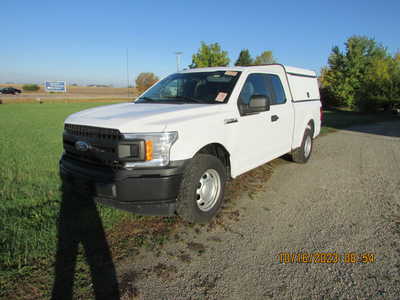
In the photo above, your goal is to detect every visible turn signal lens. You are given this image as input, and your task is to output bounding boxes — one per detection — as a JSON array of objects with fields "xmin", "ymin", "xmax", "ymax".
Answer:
[{"xmin": 145, "ymin": 140, "xmax": 153, "ymax": 161}]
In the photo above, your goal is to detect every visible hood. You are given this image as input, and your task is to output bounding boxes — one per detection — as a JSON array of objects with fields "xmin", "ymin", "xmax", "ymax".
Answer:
[{"xmin": 65, "ymin": 102, "xmax": 226, "ymax": 133}]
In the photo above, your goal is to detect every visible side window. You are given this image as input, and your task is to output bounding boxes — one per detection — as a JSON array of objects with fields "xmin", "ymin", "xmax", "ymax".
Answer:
[
  {"xmin": 269, "ymin": 75, "xmax": 286, "ymax": 105},
  {"xmin": 238, "ymin": 74, "xmax": 271, "ymax": 105}
]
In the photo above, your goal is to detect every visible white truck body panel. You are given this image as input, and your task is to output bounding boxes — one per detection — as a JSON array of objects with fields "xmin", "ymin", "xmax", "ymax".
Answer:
[
  {"xmin": 65, "ymin": 64, "xmax": 321, "ymax": 179},
  {"xmin": 288, "ymin": 73, "xmax": 320, "ymax": 101}
]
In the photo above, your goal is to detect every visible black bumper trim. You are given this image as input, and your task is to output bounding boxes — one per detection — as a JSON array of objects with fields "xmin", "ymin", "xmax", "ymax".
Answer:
[{"xmin": 60, "ymin": 155, "xmax": 189, "ymax": 216}]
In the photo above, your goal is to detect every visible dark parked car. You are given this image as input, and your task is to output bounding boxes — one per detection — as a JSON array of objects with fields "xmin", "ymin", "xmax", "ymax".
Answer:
[{"xmin": 0, "ymin": 87, "xmax": 22, "ymax": 95}]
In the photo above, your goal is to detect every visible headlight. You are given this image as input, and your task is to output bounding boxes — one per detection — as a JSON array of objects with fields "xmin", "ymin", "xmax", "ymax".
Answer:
[{"xmin": 120, "ymin": 132, "xmax": 178, "ymax": 168}]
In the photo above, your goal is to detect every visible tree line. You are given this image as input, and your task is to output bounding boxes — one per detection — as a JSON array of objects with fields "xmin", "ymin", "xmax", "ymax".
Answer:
[
  {"xmin": 135, "ymin": 42, "xmax": 276, "ymax": 93},
  {"xmin": 136, "ymin": 38, "xmax": 400, "ymax": 112},
  {"xmin": 189, "ymin": 42, "xmax": 276, "ymax": 67},
  {"xmin": 321, "ymin": 35, "xmax": 400, "ymax": 112}
]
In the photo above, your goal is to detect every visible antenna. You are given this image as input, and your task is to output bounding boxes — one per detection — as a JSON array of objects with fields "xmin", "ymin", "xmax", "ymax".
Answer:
[{"xmin": 174, "ymin": 52, "xmax": 183, "ymax": 72}]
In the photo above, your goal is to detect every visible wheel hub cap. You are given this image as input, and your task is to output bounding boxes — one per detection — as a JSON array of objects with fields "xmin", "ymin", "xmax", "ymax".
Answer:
[
  {"xmin": 196, "ymin": 169, "xmax": 221, "ymax": 212},
  {"xmin": 304, "ymin": 135, "xmax": 312, "ymax": 158}
]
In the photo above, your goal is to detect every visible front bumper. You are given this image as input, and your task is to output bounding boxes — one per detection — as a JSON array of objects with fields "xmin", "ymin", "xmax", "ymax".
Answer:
[{"xmin": 59, "ymin": 155, "xmax": 189, "ymax": 216}]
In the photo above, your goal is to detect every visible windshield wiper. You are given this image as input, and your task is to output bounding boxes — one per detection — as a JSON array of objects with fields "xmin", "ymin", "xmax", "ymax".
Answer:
[
  {"xmin": 171, "ymin": 96, "xmax": 205, "ymax": 104},
  {"xmin": 137, "ymin": 96, "xmax": 156, "ymax": 102}
]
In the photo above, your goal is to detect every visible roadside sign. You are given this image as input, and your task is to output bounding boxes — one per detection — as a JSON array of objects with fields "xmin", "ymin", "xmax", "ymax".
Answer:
[{"xmin": 45, "ymin": 81, "xmax": 67, "ymax": 92}]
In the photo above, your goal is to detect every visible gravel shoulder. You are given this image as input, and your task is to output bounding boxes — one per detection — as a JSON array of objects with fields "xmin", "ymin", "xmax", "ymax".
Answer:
[{"xmin": 118, "ymin": 121, "xmax": 400, "ymax": 300}]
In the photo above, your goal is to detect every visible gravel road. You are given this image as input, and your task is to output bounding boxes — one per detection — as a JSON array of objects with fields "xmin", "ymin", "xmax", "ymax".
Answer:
[{"xmin": 118, "ymin": 121, "xmax": 400, "ymax": 300}]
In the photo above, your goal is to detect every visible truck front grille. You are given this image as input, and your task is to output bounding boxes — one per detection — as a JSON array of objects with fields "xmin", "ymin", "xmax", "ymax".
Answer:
[
  {"xmin": 64, "ymin": 124, "xmax": 121, "ymax": 140},
  {"xmin": 63, "ymin": 124, "xmax": 121, "ymax": 167}
]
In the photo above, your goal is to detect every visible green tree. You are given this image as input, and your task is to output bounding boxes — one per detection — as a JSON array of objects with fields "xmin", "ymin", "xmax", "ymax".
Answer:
[
  {"xmin": 359, "ymin": 52, "xmax": 400, "ymax": 111},
  {"xmin": 135, "ymin": 72, "xmax": 159, "ymax": 94},
  {"xmin": 254, "ymin": 51, "xmax": 276, "ymax": 65},
  {"xmin": 320, "ymin": 46, "xmax": 354, "ymax": 107},
  {"xmin": 235, "ymin": 49, "xmax": 253, "ymax": 66},
  {"xmin": 391, "ymin": 53, "xmax": 400, "ymax": 102},
  {"xmin": 321, "ymin": 35, "xmax": 394, "ymax": 110},
  {"xmin": 190, "ymin": 42, "xmax": 230, "ymax": 68}
]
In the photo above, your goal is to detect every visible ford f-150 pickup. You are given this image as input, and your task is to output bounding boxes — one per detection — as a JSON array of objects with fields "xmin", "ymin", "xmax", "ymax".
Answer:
[{"xmin": 60, "ymin": 64, "xmax": 322, "ymax": 223}]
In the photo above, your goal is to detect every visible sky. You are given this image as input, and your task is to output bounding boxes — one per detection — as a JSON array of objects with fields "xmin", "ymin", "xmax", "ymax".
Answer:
[{"xmin": 1, "ymin": 0, "xmax": 399, "ymax": 86}]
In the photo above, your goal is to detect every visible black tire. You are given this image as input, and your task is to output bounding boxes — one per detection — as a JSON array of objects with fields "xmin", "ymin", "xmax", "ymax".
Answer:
[
  {"xmin": 292, "ymin": 128, "xmax": 313, "ymax": 163},
  {"xmin": 176, "ymin": 154, "xmax": 226, "ymax": 223}
]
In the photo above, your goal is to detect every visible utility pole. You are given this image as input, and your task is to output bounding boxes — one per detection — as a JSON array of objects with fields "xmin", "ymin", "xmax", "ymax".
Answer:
[
  {"xmin": 174, "ymin": 52, "xmax": 182, "ymax": 72},
  {"xmin": 126, "ymin": 48, "xmax": 130, "ymax": 98}
]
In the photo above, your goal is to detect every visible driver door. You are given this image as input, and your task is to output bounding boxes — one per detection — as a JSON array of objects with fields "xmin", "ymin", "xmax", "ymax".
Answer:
[{"xmin": 232, "ymin": 73, "xmax": 276, "ymax": 175}]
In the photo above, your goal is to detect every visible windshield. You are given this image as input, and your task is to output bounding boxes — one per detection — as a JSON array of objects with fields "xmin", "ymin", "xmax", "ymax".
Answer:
[{"xmin": 135, "ymin": 71, "xmax": 241, "ymax": 104}]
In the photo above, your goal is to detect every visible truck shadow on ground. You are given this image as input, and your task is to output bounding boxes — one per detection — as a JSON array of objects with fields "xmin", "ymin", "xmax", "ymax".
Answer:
[
  {"xmin": 322, "ymin": 109, "xmax": 400, "ymax": 138},
  {"xmin": 51, "ymin": 182, "xmax": 120, "ymax": 300},
  {"xmin": 344, "ymin": 121, "xmax": 400, "ymax": 138}
]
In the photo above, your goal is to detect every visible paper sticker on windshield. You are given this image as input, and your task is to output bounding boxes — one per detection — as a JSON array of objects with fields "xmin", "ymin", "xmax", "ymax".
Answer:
[
  {"xmin": 215, "ymin": 92, "xmax": 227, "ymax": 102},
  {"xmin": 224, "ymin": 71, "xmax": 238, "ymax": 76}
]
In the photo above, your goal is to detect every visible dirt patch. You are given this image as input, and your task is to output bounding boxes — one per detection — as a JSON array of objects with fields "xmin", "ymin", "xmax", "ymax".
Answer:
[
  {"xmin": 177, "ymin": 253, "xmax": 192, "ymax": 263},
  {"xmin": 187, "ymin": 242, "xmax": 206, "ymax": 254},
  {"xmin": 224, "ymin": 162, "xmax": 274, "ymax": 203},
  {"xmin": 152, "ymin": 263, "xmax": 178, "ymax": 280},
  {"xmin": 107, "ymin": 216, "xmax": 184, "ymax": 259}
]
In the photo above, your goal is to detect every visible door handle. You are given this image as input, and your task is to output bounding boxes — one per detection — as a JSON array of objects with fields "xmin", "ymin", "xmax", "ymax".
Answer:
[
  {"xmin": 224, "ymin": 118, "xmax": 238, "ymax": 124},
  {"xmin": 271, "ymin": 115, "xmax": 279, "ymax": 122}
]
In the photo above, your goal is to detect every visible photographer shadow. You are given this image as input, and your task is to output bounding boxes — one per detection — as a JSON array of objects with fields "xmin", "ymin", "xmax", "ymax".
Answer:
[{"xmin": 51, "ymin": 181, "xmax": 120, "ymax": 300}]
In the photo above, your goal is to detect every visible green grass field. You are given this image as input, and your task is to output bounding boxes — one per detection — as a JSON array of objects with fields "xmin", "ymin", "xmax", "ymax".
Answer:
[
  {"xmin": 0, "ymin": 103, "xmax": 398, "ymax": 299},
  {"xmin": 0, "ymin": 103, "xmax": 137, "ymax": 298}
]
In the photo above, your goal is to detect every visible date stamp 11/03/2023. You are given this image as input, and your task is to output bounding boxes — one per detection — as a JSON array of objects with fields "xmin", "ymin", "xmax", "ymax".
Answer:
[{"xmin": 278, "ymin": 252, "xmax": 376, "ymax": 264}]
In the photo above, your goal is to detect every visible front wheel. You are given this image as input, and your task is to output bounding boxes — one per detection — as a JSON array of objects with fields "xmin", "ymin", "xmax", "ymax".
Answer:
[
  {"xmin": 292, "ymin": 128, "xmax": 313, "ymax": 163},
  {"xmin": 177, "ymin": 154, "xmax": 226, "ymax": 223}
]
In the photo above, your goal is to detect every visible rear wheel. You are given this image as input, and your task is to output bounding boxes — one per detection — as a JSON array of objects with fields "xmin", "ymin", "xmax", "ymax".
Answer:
[
  {"xmin": 292, "ymin": 127, "xmax": 313, "ymax": 163},
  {"xmin": 177, "ymin": 154, "xmax": 226, "ymax": 223}
]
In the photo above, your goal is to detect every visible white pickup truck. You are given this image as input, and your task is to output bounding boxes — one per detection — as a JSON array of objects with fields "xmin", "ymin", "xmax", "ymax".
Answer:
[{"xmin": 61, "ymin": 64, "xmax": 322, "ymax": 223}]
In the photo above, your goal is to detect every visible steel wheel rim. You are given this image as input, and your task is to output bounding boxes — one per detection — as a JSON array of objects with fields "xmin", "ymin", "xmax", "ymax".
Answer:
[
  {"xmin": 196, "ymin": 169, "xmax": 221, "ymax": 212},
  {"xmin": 304, "ymin": 135, "xmax": 312, "ymax": 158}
]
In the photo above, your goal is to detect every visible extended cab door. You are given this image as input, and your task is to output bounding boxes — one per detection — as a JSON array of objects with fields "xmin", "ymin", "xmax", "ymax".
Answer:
[{"xmin": 232, "ymin": 72, "xmax": 293, "ymax": 176}]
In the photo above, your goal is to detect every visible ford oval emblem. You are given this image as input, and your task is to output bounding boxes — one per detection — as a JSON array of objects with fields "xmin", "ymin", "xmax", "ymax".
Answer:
[{"xmin": 75, "ymin": 141, "xmax": 90, "ymax": 152}]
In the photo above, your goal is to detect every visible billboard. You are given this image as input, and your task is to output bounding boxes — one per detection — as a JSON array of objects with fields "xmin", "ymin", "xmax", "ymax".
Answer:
[{"xmin": 45, "ymin": 81, "xmax": 67, "ymax": 92}]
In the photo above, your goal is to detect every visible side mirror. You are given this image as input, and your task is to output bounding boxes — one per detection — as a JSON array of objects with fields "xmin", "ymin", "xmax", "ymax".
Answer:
[{"xmin": 248, "ymin": 95, "xmax": 270, "ymax": 113}]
